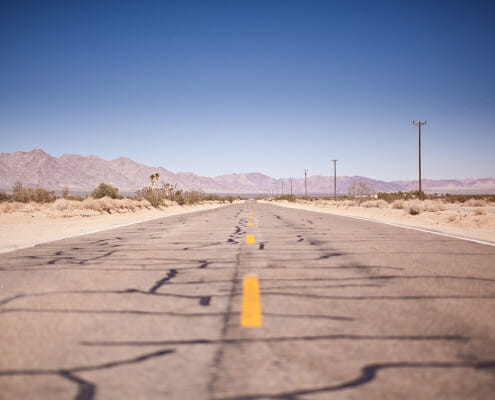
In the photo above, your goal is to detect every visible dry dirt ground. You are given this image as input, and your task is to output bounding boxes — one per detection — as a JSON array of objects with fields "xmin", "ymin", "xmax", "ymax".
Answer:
[
  {"xmin": 0, "ymin": 199, "xmax": 229, "ymax": 254},
  {"xmin": 264, "ymin": 198, "xmax": 495, "ymax": 244}
]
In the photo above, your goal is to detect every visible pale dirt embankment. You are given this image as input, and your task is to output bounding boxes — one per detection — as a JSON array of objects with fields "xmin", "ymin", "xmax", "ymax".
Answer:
[
  {"xmin": 262, "ymin": 198, "xmax": 495, "ymax": 244},
  {"xmin": 0, "ymin": 198, "xmax": 230, "ymax": 254}
]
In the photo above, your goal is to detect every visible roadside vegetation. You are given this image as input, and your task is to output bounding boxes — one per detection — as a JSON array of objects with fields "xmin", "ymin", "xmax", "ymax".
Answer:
[
  {"xmin": 265, "ymin": 187, "xmax": 495, "ymax": 218},
  {"xmin": 0, "ymin": 176, "xmax": 240, "ymax": 216}
]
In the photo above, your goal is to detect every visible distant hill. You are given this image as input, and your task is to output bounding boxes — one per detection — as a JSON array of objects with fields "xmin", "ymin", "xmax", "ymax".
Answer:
[{"xmin": 1, "ymin": 149, "xmax": 494, "ymax": 195}]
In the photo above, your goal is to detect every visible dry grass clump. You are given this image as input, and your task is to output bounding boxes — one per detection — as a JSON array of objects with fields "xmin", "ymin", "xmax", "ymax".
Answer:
[
  {"xmin": 361, "ymin": 199, "xmax": 388, "ymax": 208},
  {"xmin": 391, "ymin": 199, "xmax": 446, "ymax": 214},
  {"xmin": 341, "ymin": 200, "xmax": 356, "ymax": 207},
  {"xmin": 0, "ymin": 201, "xmax": 44, "ymax": 214},
  {"xmin": 423, "ymin": 200, "xmax": 447, "ymax": 212},
  {"xmin": 0, "ymin": 202, "xmax": 24, "ymax": 213},
  {"xmin": 404, "ymin": 200, "xmax": 422, "ymax": 215},
  {"xmin": 447, "ymin": 214, "xmax": 458, "ymax": 222},
  {"xmin": 392, "ymin": 199, "xmax": 404, "ymax": 209},
  {"xmin": 474, "ymin": 208, "xmax": 487, "ymax": 216},
  {"xmin": 464, "ymin": 199, "xmax": 487, "ymax": 207}
]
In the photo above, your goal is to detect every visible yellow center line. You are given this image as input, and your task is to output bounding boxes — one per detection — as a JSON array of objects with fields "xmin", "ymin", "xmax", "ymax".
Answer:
[
  {"xmin": 246, "ymin": 234, "xmax": 255, "ymax": 244},
  {"xmin": 248, "ymin": 221, "xmax": 253, "ymax": 226},
  {"xmin": 241, "ymin": 274, "xmax": 262, "ymax": 327},
  {"xmin": 248, "ymin": 215, "xmax": 253, "ymax": 219}
]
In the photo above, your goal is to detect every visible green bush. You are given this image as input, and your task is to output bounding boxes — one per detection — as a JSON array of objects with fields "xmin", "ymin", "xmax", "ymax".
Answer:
[{"xmin": 91, "ymin": 183, "xmax": 120, "ymax": 199}]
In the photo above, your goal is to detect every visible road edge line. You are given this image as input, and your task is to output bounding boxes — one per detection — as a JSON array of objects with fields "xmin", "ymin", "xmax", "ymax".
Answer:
[{"xmin": 268, "ymin": 202, "xmax": 495, "ymax": 248}]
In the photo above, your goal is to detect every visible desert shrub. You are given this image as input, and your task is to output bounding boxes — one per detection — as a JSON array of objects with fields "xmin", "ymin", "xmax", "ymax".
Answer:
[
  {"xmin": 92, "ymin": 183, "xmax": 120, "ymax": 199},
  {"xmin": 442, "ymin": 194, "xmax": 495, "ymax": 204},
  {"xmin": 0, "ymin": 202, "xmax": 22, "ymax": 213},
  {"xmin": 32, "ymin": 188, "xmax": 56, "ymax": 203},
  {"xmin": 136, "ymin": 180, "xmax": 224, "ymax": 207},
  {"xmin": 347, "ymin": 179, "xmax": 375, "ymax": 206},
  {"xmin": 474, "ymin": 208, "xmax": 487, "ymax": 216},
  {"xmin": 98, "ymin": 196, "xmax": 115, "ymax": 213},
  {"xmin": 276, "ymin": 194, "xmax": 296, "ymax": 202},
  {"xmin": 135, "ymin": 187, "xmax": 161, "ymax": 207},
  {"xmin": 342, "ymin": 199, "xmax": 356, "ymax": 207},
  {"xmin": 82, "ymin": 197, "xmax": 102, "ymax": 212},
  {"xmin": 392, "ymin": 199, "xmax": 404, "ymax": 209},
  {"xmin": 404, "ymin": 200, "xmax": 421, "ymax": 215},
  {"xmin": 378, "ymin": 191, "xmax": 426, "ymax": 202},
  {"xmin": 361, "ymin": 199, "xmax": 388, "ymax": 208},
  {"xmin": 377, "ymin": 191, "xmax": 406, "ymax": 202},
  {"xmin": 423, "ymin": 200, "xmax": 447, "ymax": 212},
  {"xmin": 447, "ymin": 214, "xmax": 457, "ymax": 222},
  {"xmin": 181, "ymin": 190, "xmax": 204, "ymax": 205},
  {"xmin": 11, "ymin": 182, "xmax": 57, "ymax": 203},
  {"xmin": 464, "ymin": 199, "xmax": 487, "ymax": 207},
  {"xmin": 0, "ymin": 191, "xmax": 10, "ymax": 202},
  {"xmin": 51, "ymin": 198, "xmax": 74, "ymax": 212}
]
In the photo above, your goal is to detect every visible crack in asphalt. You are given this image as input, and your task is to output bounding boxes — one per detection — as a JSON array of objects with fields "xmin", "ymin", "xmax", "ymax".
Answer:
[
  {"xmin": 212, "ymin": 360, "xmax": 495, "ymax": 400},
  {"xmin": 0, "ymin": 349, "xmax": 175, "ymax": 400},
  {"xmin": 149, "ymin": 269, "xmax": 178, "ymax": 293}
]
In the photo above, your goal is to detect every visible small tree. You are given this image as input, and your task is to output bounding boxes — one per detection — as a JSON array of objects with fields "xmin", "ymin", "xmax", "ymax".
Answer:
[
  {"xmin": 347, "ymin": 179, "xmax": 375, "ymax": 206},
  {"xmin": 92, "ymin": 183, "xmax": 119, "ymax": 199}
]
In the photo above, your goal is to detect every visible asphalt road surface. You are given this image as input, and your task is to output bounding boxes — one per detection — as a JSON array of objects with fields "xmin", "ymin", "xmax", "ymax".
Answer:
[{"xmin": 1, "ymin": 201, "xmax": 495, "ymax": 399}]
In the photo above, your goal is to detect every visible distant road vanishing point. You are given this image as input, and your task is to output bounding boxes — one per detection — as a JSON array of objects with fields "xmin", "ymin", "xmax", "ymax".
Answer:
[{"xmin": 1, "ymin": 200, "xmax": 495, "ymax": 399}]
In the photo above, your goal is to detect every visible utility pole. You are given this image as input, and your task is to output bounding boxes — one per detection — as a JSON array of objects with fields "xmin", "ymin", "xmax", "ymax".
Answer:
[
  {"xmin": 290, "ymin": 178, "xmax": 293, "ymax": 196},
  {"xmin": 281, "ymin": 181, "xmax": 284, "ymax": 196},
  {"xmin": 331, "ymin": 159, "xmax": 338, "ymax": 201},
  {"xmin": 304, "ymin": 169, "xmax": 308, "ymax": 198},
  {"xmin": 412, "ymin": 121, "xmax": 427, "ymax": 200}
]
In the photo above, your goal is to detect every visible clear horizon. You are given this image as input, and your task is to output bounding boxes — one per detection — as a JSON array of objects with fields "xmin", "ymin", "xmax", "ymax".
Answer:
[{"xmin": 1, "ymin": 1, "xmax": 494, "ymax": 181}]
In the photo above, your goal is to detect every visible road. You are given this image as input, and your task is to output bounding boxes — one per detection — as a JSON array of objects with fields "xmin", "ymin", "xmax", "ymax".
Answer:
[{"xmin": 1, "ymin": 200, "xmax": 495, "ymax": 399}]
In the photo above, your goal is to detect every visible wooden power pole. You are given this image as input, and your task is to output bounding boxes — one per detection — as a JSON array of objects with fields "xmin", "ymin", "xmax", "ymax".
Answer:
[
  {"xmin": 331, "ymin": 159, "xmax": 338, "ymax": 201},
  {"xmin": 304, "ymin": 169, "xmax": 308, "ymax": 198},
  {"xmin": 290, "ymin": 178, "xmax": 293, "ymax": 196},
  {"xmin": 413, "ymin": 121, "xmax": 427, "ymax": 200}
]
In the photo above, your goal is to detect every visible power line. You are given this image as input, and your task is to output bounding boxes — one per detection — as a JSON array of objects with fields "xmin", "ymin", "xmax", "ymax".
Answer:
[{"xmin": 412, "ymin": 121, "xmax": 427, "ymax": 200}]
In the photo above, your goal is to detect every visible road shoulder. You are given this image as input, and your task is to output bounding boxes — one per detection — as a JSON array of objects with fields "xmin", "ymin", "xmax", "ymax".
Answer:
[{"xmin": 263, "ymin": 200, "xmax": 495, "ymax": 247}]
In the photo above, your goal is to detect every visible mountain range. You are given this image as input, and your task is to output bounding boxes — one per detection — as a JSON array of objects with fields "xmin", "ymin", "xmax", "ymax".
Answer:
[{"xmin": 1, "ymin": 149, "xmax": 494, "ymax": 195}]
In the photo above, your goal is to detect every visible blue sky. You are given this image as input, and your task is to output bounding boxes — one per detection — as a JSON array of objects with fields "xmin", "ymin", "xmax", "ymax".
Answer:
[{"xmin": 1, "ymin": 0, "xmax": 494, "ymax": 180}]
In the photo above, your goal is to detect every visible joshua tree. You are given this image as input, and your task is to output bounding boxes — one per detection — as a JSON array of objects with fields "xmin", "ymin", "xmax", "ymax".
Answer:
[{"xmin": 149, "ymin": 173, "xmax": 160, "ymax": 188}]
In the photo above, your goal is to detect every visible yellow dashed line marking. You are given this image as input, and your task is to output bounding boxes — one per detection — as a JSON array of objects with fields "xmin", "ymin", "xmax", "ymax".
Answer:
[
  {"xmin": 249, "ymin": 215, "xmax": 253, "ymax": 219},
  {"xmin": 241, "ymin": 274, "xmax": 262, "ymax": 327},
  {"xmin": 246, "ymin": 234, "xmax": 255, "ymax": 244},
  {"xmin": 248, "ymin": 221, "xmax": 253, "ymax": 226}
]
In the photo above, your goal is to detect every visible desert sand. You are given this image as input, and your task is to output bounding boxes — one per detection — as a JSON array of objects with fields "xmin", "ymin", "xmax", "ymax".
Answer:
[
  {"xmin": 0, "ymin": 200, "xmax": 227, "ymax": 254},
  {"xmin": 263, "ymin": 198, "xmax": 495, "ymax": 245}
]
